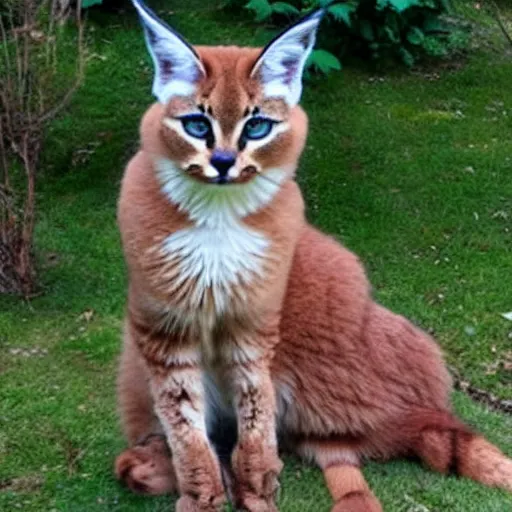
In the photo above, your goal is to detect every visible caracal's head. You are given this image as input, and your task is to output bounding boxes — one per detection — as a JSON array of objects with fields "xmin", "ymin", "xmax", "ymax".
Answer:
[{"xmin": 133, "ymin": 0, "xmax": 323, "ymax": 188}]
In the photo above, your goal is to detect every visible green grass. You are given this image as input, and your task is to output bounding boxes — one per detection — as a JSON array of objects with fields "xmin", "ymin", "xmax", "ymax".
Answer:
[{"xmin": 1, "ymin": 1, "xmax": 512, "ymax": 510}]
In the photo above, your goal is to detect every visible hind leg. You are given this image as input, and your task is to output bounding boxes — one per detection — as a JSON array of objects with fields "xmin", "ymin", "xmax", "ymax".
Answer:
[
  {"xmin": 114, "ymin": 323, "xmax": 177, "ymax": 495},
  {"xmin": 296, "ymin": 439, "xmax": 382, "ymax": 512}
]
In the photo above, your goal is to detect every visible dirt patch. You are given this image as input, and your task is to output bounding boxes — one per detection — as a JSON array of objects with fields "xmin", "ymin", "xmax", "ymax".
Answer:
[{"xmin": 0, "ymin": 474, "xmax": 44, "ymax": 493}]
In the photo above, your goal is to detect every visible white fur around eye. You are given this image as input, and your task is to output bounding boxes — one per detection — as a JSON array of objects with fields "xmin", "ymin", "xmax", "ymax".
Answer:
[
  {"xmin": 209, "ymin": 117, "xmax": 223, "ymax": 145},
  {"xmin": 243, "ymin": 121, "xmax": 290, "ymax": 151},
  {"xmin": 230, "ymin": 118, "xmax": 290, "ymax": 151},
  {"xmin": 162, "ymin": 117, "xmax": 206, "ymax": 151},
  {"xmin": 162, "ymin": 115, "xmax": 223, "ymax": 153}
]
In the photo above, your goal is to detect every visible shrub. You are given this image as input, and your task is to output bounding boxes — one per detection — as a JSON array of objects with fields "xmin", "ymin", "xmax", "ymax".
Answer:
[
  {"xmin": 82, "ymin": 0, "xmax": 103, "ymax": 6},
  {"xmin": 0, "ymin": 0, "xmax": 85, "ymax": 296},
  {"xmin": 232, "ymin": 0, "xmax": 469, "ymax": 71}
]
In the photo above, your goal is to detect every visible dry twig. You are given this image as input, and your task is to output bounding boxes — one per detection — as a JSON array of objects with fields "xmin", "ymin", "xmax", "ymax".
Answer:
[
  {"xmin": 492, "ymin": 1, "xmax": 512, "ymax": 48},
  {"xmin": 0, "ymin": 0, "xmax": 85, "ymax": 296}
]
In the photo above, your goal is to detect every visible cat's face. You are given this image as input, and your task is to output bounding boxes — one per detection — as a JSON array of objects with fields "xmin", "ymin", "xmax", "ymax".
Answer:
[{"xmin": 133, "ymin": 0, "xmax": 323, "ymax": 186}]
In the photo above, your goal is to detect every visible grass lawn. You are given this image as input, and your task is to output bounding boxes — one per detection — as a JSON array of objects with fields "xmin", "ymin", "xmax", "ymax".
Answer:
[{"xmin": 1, "ymin": 1, "xmax": 511, "ymax": 510}]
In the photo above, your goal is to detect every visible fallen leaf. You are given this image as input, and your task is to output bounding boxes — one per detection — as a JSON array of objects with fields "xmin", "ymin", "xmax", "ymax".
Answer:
[
  {"xmin": 484, "ymin": 361, "xmax": 499, "ymax": 375},
  {"xmin": 86, "ymin": 53, "xmax": 107, "ymax": 62},
  {"xmin": 78, "ymin": 309, "xmax": 94, "ymax": 322},
  {"xmin": 29, "ymin": 30, "xmax": 45, "ymax": 43},
  {"xmin": 492, "ymin": 210, "xmax": 508, "ymax": 219}
]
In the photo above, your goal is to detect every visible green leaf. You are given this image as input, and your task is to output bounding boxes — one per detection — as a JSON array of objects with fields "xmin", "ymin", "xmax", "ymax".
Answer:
[
  {"xmin": 438, "ymin": 0, "xmax": 453, "ymax": 12},
  {"xmin": 360, "ymin": 21, "xmax": 374, "ymax": 41},
  {"xmin": 407, "ymin": 26, "xmax": 425, "ymax": 45},
  {"xmin": 423, "ymin": 15, "xmax": 448, "ymax": 34},
  {"xmin": 271, "ymin": 2, "xmax": 300, "ymax": 16},
  {"xmin": 82, "ymin": 0, "xmax": 103, "ymax": 7},
  {"xmin": 385, "ymin": 11, "xmax": 400, "ymax": 35},
  {"xmin": 327, "ymin": 4, "xmax": 356, "ymax": 26},
  {"xmin": 377, "ymin": 0, "xmax": 422, "ymax": 13},
  {"xmin": 399, "ymin": 46, "xmax": 415, "ymax": 67},
  {"xmin": 307, "ymin": 49, "xmax": 342, "ymax": 75},
  {"xmin": 384, "ymin": 25, "xmax": 399, "ymax": 43},
  {"xmin": 245, "ymin": 0, "xmax": 272, "ymax": 22}
]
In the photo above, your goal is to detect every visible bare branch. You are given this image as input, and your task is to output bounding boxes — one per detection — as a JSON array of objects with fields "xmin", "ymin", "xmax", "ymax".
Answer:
[
  {"xmin": 39, "ymin": 3, "xmax": 85, "ymax": 124},
  {"xmin": 492, "ymin": 1, "xmax": 512, "ymax": 48},
  {"xmin": 0, "ymin": 0, "xmax": 86, "ymax": 296}
]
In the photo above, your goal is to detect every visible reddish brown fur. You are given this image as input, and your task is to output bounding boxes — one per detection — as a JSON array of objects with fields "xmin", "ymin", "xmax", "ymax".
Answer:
[
  {"xmin": 115, "ymin": 43, "xmax": 512, "ymax": 511},
  {"xmin": 325, "ymin": 466, "xmax": 382, "ymax": 512}
]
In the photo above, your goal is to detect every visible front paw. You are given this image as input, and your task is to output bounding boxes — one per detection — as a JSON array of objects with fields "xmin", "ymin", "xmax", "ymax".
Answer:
[
  {"xmin": 236, "ymin": 492, "xmax": 279, "ymax": 512},
  {"xmin": 232, "ymin": 439, "xmax": 282, "ymax": 511},
  {"xmin": 115, "ymin": 437, "xmax": 176, "ymax": 495}
]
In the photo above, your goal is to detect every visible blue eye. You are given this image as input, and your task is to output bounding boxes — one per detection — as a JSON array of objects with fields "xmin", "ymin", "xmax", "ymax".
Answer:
[
  {"xmin": 181, "ymin": 115, "xmax": 211, "ymax": 139},
  {"xmin": 243, "ymin": 117, "xmax": 273, "ymax": 140}
]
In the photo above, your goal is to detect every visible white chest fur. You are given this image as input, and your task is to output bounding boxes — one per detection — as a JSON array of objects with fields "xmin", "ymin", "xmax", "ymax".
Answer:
[
  {"xmin": 162, "ymin": 222, "xmax": 268, "ymax": 312},
  {"xmin": 155, "ymin": 159, "xmax": 285, "ymax": 314}
]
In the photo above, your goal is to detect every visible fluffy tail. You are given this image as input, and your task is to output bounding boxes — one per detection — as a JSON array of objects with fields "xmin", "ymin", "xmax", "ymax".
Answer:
[{"xmin": 405, "ymin": 409, "xmax": 512, "ymax": 491}]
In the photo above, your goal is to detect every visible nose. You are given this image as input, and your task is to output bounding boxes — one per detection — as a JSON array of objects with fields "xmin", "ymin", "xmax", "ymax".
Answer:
[{"xmin": 210, "ymin": 150, "xmax": 236, "ymax": 177}]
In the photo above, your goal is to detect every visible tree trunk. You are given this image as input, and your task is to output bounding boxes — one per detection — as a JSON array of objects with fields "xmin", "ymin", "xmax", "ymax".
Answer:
[
  {"xmin": 0, "ymin": 241, "xmax": 24, "ymax": 295},
  {"xmin": 16, "ymin": 135, "xmax": 38, "ymax": 295}
]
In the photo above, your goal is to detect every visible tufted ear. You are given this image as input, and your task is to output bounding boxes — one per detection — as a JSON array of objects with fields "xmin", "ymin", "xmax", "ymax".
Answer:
[
  {"xmin": 132, "ymin": 0, "xmax": 205, "ymax": 103},
  {"xmin": 250, "ymin": 9, "xmax": 324, "ymax": 106}
]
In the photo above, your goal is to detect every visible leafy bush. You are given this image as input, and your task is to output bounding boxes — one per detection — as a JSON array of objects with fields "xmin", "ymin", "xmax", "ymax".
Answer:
[
  {"xmin": 82, "ymin": 0, "xmax": 104, "ymax": 6},
  {"xmin": 235, "ymin": 0, "xmax": 469, "ymax": 71}
]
